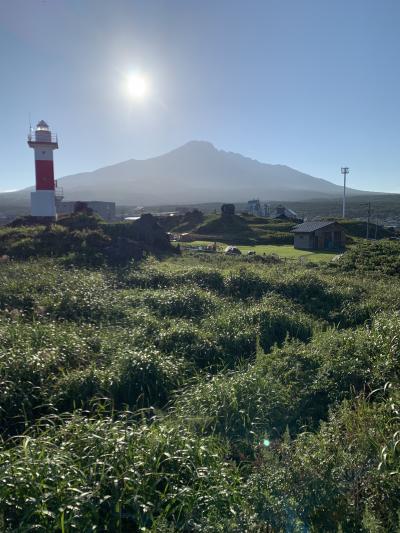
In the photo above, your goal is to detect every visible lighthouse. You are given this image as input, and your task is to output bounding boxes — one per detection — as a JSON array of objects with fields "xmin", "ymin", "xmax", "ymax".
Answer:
[{"xmin": 27, "ymin": 120, "xmax": 58, "ymax": 217}]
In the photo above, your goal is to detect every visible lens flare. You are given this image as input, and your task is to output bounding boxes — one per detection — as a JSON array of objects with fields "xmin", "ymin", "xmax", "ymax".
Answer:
[{"xmin": 126, "ymin": 73, "xmax": 149, "ymax": 100}]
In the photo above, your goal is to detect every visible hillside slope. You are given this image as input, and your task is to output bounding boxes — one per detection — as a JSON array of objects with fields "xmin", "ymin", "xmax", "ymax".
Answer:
[{"xmin": 1, "ymin": 141, "xmax": 371, "ymax": 207}]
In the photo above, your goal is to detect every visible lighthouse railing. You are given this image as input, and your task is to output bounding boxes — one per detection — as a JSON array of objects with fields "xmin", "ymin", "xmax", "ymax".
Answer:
[{"xmin": 28, "ymin": 133, "xmax": 58, "ymax": 144}]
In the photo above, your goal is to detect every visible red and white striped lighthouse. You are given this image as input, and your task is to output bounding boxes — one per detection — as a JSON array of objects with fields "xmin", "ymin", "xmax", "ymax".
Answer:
[{"xmin": 27, "ymin": 120, "xmax": 58, "ymax": 217}]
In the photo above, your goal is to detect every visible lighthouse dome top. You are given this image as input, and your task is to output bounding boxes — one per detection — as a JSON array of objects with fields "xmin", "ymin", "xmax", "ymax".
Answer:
[{"xmin": 36, "ymin": 120, "xmax": 50, "ymax": 131}]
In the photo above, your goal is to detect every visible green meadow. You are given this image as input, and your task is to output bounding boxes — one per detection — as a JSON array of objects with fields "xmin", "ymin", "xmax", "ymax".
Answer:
[
  {"xmin": 0, "ymin": 239, "xmax": 399, "ymax": 531},
  {"xmin": 188, "ymin": 240, "xmax": 338, "ymax": 262}
]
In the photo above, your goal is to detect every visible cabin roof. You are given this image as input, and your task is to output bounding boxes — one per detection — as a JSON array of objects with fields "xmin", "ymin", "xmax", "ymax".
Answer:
[{"xmin": 292, "ymin": 221, "xmax": 340, "ymax": 233}]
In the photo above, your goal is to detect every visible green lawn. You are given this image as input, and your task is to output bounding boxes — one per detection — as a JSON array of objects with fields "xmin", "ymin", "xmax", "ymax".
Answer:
[{"xmin": 186, "ymin": 241, "xmax": 339, "ymax": 262}]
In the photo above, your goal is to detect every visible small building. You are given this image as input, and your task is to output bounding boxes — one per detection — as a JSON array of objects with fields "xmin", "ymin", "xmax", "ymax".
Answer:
[
  {"xmin": 272, "ymin": 204, "xmax": 301, "ymax": 221},
  {"xmin": 292, "ymin": 221, "xmax": 345, "ymax": 250},
  {"xmin": 262, "ymin": 203, "xmax": 271, "ymax": 217},
  {"xmin": 247, "ymin": 199, "xmax": 261, "ymax": 216},
  {"xmin": 246, "ymin": 200, "xmax": 271, "ymax": 217}
]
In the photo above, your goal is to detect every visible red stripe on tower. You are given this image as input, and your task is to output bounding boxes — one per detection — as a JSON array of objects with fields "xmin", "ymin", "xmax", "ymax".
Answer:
[{"xmin": 35, "ymin": 160, "xmax": 55, "ymax": 190}]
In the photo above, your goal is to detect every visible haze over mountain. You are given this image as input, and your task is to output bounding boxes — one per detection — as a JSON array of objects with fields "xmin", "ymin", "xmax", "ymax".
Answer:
[{"xmin": 3, "ymin": 141, "xmax": 371, "ymax": 207}]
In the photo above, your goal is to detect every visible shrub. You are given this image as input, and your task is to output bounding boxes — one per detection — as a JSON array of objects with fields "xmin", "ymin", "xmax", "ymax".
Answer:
[
  {"xmin": 246, "ymin": 396, "xmax": 400, "ymax": 531},
  {"xmin": 337, "ymin": 239, "xmax": 400, "ymax": 276},
  {"xmin": 174, "ymin": 365, "xmax": 292, "ymax": 454},
  {"xmin": 120, "ymin": 266, "xmax": 173, "ymax": 289},
  {"xmin": 142, "ymin": 286, "xmax": 216, "ymax": 319},
  {"xmin": 0, "ymin": 318, "xmax": 101, "ymax": 433},
  {"xmin": 224, "ymin": 268, "xmax": 272, "ymax": 299},
  {"xmin": 0, "ymin": 415, "xmax": 243, "ymax": 531},
  {"xmin": 7, "ymin": 237, "xmax": 38, "ymax": 259},
  {"xmin": 204, "ymin": 307, "xmax": 258, "ymax": 364},
  {"xmin": 58, "ymin": 211, "xmax": 101, "ymax": 230},
  {"xmin": 175, "ymin": 313, "xmax": 400, "ymax": 452},
  {"xmin": 55, "ymin": 348, "xmax": 186, "ymax": 411},
  {"xmin": 252, "ymin": 294, "xmax": 315, "ymax": 352},
  {"xmin": 155, "ymin": 311, "xmax": 257, "ymax": 369},
  {"xmin": 154, "ymin": 321, "xmax": 220, "ymax": 368},
  {"xmin": 41, "ymin": 271, "xmax": 125, "ymax": 323},
  {"xmin": 177, "ymin": 267, "xmax": 225, "ymax": 292},
  {"xmin": 0, "ymin": 214, "xmax": 172, "ymax": 264},
  {"xmin": 36, "ymin": 224, "xmax": 71, "ymax": 256}
]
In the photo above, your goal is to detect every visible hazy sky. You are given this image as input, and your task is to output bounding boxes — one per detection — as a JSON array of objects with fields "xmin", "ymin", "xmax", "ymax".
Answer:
[{"xmin": 0, "ymin": 0, "xmax": 399, "ymax": 192}]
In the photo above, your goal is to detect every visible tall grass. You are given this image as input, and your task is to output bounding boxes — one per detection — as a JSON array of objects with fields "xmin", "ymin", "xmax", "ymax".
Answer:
[{"xmin": 1, "ymin": 255, "xmax": 400, "ymax": 530}]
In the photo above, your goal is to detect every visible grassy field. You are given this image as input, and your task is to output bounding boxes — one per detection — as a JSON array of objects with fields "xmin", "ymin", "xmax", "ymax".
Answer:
[
  {"xmin": 188, "ymin": 240, "xmax": 338, "ymax": 262},
  {"xmin": 1, "ymin": 242, "xmax": 400, "ymax": 530}
]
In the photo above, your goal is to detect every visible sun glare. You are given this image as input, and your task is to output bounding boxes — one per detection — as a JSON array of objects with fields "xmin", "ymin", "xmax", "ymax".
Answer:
[{"xmin": 126, "ymin": 73, "xmax": 149, "ymax": 100}]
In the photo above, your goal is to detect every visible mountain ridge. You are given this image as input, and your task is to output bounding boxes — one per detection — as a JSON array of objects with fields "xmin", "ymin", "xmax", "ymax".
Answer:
[{"xmin": 1, "ymin": 141, "xmax": 373, "ymax": 206}]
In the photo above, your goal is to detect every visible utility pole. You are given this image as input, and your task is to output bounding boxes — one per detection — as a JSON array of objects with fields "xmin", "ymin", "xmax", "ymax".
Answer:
[
  {"xmin": 374, "ymin": 216, "xmax": 378, "ymax": 239},
  {"xmin": 360, "ymin": 202, "xmax": 372, "ymax": 239},
  {"xmin": 366, "ymin": 202, "xmax": 371, "ymax": 239},
  {"xmin": 341, "ymin": 167, "xmax": 349, "ymax": 218}
]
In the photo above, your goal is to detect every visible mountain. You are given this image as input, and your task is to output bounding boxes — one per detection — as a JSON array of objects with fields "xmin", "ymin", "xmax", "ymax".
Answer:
[{"xmin": 1, "ymin": 141, "xmax": 371, "ymax": 207}]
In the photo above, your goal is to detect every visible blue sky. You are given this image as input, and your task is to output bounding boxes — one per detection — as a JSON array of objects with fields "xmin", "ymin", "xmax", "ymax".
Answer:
[{"xmin": 0, "ymin": 0, "xmax": 399, "ymax": 192}]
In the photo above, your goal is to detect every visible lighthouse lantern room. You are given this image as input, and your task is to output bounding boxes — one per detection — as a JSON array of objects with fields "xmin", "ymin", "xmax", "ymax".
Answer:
[{"xmin": 28, "ymin": 120, "xmax": 58, "ymax": 217}]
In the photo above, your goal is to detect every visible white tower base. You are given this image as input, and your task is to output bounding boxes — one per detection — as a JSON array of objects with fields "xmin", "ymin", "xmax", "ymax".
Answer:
[{"xmin": 31, "ymin": 191, "xmax": 56, "ymax": 217}]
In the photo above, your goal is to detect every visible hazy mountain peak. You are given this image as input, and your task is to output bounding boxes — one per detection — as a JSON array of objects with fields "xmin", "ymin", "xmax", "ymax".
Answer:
[
  {"xmin": 2, "ymin": 141, "xmax": 370, "ymax": 207},
  {"xmin": 183, "ymin": 140, "xmax": 216, "ymax": 149},
  {"xmin": 168, "ymin": 140, "xmax": 218, "ymax": 155}
]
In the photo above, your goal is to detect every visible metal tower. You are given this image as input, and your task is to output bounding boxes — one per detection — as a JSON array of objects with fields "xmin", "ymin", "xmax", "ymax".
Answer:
[{"xmin": 341, "ymin": 167, "xmax": 349, "ymax": 218}]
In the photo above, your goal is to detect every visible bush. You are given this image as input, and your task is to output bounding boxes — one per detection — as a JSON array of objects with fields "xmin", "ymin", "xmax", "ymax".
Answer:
[
  {"xmin": 154, "ymin": 321, "xmax": 220, "ymax": 368},
  {"xmin": 7, "ymin": 237, "xmax": 38, "ymax": 259},
  {"xmin": 55, "ymin": 348, "xmax": 186, "ymax": 411},
  {"xmin": 224, "ymin": 268, "xmax": 272, "ymax": 299},
  {"xmin": 174, "ymin": 364, "xmax": 292, "ymax": 455},
  {"xmin": 58, "ymin": 211, "xmax": 101, "ymax": 230},
  {"xmin": 155, "ymin": 311, "xmax": 257, "ymax": 369},
  {"xmin": 142, "ymin": 286, "xmax": 216, "ymax": 319},
  {"xmin": 0, "ymin": 415, "xmax": 243, "ymax": 531},
  {"xmin": 41, "ymin": 270, "xmax": 126, "ymax": 323},
  {"xmin": 175, "ymin": 312, "xmax": 400, "ymax": 451},
  {"xmin": 246, "ymin": 396, "xmax": 400, "ymax": 531},
  {"xmin": 0, "ymin": 318, "xmax": 100, "ymax": 433},
  {"xmin": 337, "ymin": 239, "xmax": 400, "ymax": 276},
  {"xmin": 178, "ymin": 267, "xmax": 225, "ymax": 292},
  {"xmin": 252, "ymin": 294, "xmax": 315, "ymax": 352},
  {"xmin": 0, "ymin": 214, "xmax": 173, "ymax": 264},
  {"xmin": 35, "ymin": 225, "xmax": 70, "ymax": 256},
  {"xmin": 120, "ymin": 265, "xmax": 173, "ymax": 289},
  {"xmin": 204, "ymin": 307, "xmax": 258, "ymax": 364}
]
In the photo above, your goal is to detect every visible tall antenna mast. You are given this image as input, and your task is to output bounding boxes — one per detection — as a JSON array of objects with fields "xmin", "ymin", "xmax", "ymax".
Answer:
[{"xmin": 341, "ymin": 167, "xmax": 349, "ymax": 218}]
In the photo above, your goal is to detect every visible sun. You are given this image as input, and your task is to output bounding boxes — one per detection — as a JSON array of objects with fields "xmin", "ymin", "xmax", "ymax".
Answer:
[{"xmin": 126, "ymin": 73, "xmax": 149, "ymax": 100}]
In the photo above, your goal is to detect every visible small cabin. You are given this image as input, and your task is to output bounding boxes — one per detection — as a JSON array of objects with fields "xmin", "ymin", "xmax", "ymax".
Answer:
[
  {"xmin": 271, "ymin": 205, "xmax": 301, "ymax": 222},
  {"xmin": 292, "ymin": 221, "xmax": 345, "ymax": 251}
]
